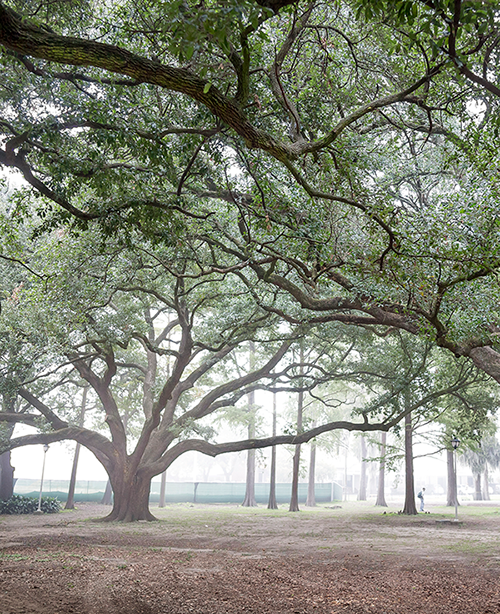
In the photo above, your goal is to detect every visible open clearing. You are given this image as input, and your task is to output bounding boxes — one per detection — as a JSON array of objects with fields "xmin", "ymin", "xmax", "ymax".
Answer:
[{"xmin": 1, "ymin": 501, "xmax": 500, "ymax": 613}]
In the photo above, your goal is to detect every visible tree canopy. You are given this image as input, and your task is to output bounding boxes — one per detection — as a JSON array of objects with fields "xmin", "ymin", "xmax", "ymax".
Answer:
[{"xmin": 1, "ymin": 0, "xmax": 500, "ymax": 376}]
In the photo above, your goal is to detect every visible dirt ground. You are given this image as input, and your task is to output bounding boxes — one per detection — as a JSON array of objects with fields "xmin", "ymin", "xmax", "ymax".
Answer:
[{"xmin": 1, "ymin": 501, "xmax": 500, "ymax": 613}]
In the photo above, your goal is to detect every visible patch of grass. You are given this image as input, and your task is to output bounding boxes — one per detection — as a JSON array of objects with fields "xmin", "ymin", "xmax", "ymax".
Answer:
[
  {"xmin": 444, "ymin": 539, "xmax": 494, "ymax": 555},
  {"xmin": 0, "ymin": 552, "xmax": 30, "ymax": 561}
]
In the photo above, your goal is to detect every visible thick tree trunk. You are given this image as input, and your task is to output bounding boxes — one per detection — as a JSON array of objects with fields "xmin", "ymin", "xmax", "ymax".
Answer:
[
  {"xmin": 357, "ymin": 435, "xmax": 367, "ymax": 501},
  {"xmin": 375, "ymin": 432, "xmax": 388, "ymax": 507},
  {"xmin": 446, "ymin": 448, "xmax": 458, "ymax": 507},
  {"xmin": 0, "ymin": 451, "xmax": 15, "ymax": 501},
  {"xmin": 402, "ymin": 411, "xmax": 417, "ymax": 515},
  {"xmin": 306, "ymin": 437, "xmax": 316, "ymax": 507},
  {"xmin": 104, "ymin": 472, "xmax": 155, "ymax": 522},
  {"xmin": 267, "ymin": 391, "xmax": 278, "ymax": 510},
  {"xmin": 473, "ymin": 472, "xmax": 482, "ymax": 501}
]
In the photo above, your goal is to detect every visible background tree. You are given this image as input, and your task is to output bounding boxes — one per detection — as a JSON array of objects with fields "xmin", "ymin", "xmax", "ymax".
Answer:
[
  {"xmin": 461, "ymin": 448, "xmax": 486, "ymax": 501},
  {"xmin": 289, "ymin": 345, "xmax": 304, "ymax": 512},
  {"xmin": 65, "ymin": 385, "xmax": 88, "ymax": 510},
  {"xmin": 242, "ymin": 342, "xmax": 258, "ymax": 507},
  {"xmin": 357, "ymin": 435, "xmax": 368, "ymax": 502},
  {"xmin": 305, "ymin": 426, "xmax": 317, "ymax": 507},
  {"xmin": 480, "ymin": 436, "xmax": 500, "ymax": 501},
  {"xmin": 375, "ymin": 432, "xmax": 388, "ymax": 507},
  {"xmin": 267, "ymin": 390, "xmax": 278, "ymax": 509}
]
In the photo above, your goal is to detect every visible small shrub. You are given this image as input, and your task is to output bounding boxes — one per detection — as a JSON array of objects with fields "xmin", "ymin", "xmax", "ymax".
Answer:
[
  {"xmin": 40, "ymin": 496, "xmax": 61, "ymax": 514},
  {"xmin": 0, "ymin": 494, "xmax": 61, "ymax": 515}
]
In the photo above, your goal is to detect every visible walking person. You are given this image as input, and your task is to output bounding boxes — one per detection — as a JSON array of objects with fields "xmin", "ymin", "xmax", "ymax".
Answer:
[{"xmin": 417, "ymin": 487, "xmax": 425, "ymax": 512}]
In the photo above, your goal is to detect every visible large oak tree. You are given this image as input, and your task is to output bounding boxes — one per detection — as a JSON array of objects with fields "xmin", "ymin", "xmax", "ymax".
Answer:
[
  {"xmin": 1, "ymin": 0, "xmax": 500, "ymax": 518},
  {"xmin": 2, "ymin": 228, "xmax": 424, "ymax": 521}
]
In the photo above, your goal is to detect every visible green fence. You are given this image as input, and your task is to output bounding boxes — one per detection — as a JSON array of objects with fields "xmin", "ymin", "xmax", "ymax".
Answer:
[{"xmin": 14, "ymin": 479, "xmax": 342, "ymax": 504}]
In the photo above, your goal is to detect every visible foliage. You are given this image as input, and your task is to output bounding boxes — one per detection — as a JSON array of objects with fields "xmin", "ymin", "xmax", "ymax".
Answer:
[
  {"xmin": 1, "ymin": 0, "xmax": 500, "ymax": 375},
  {"xmin": 0, "ymin": 494, "xmax": 61, "ymax": 514}
]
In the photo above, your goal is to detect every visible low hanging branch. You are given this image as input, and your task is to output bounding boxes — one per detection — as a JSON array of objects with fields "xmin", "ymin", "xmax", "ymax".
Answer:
[{"xmin": 0, "ymin": 2, "xmax": 436, "ymax": 163}]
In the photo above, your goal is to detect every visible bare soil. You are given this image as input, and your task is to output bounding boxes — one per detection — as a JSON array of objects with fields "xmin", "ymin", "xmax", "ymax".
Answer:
[{"xmin": 1, "ymin": 501, "xmax": 500, "ymax": 613}]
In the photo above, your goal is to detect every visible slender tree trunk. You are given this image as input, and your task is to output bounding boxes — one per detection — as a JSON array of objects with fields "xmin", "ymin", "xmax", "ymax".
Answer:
[
  {"xmin": 343, "ymin": 434, "xmax": 349, "ymax": 500},
  {"xmin": 306, "ymin": 436, "xmax": 316, "ymax": 507},
  {"xmin": 289, "ymin": 348, "xmax": 304, "ymax": 512},
  {"xmin": 241, "ymin": 400, "xmax": 257, "ymax": 507},
  {"xmin": 446, "ymin": 448, "xmax": 459, "ymax": 507},
  {"xmin": 158, "ymin": 470, "xmax": 167, "ymax": 507},
  {"xmin": 473, "ymin": 472, "xmax": 482, "ymax": 501},
  {"xmin": 0, "ymin": 451, "xmax": 15, "ymax": 501},
  {"xmin": 65, "ymin": 387, "xmax": 88, "ymax": 510},
  {"xmin": 101, "ymin": 479, "xmax": 113, "ymax": 505},
  {"xmin": 242, "ymin": 438, "xmax": 257, "ymax": 506},
  {"xmin": 158, "ymin": 313, "xmax": 170, "ymax": 510},
  {"xmin": 242, "ymin": 342, "xmax": 257, "ymax": 507},
  {"xmin": 483, "ymin": 465, "xmax": 490, "ymax": 501},
  {"xmin": 267, "ymin": 391, "xmax": 278, "ymax": 510},
  {"xmin": 65, "ymin": 443, "xmax": 81, "ymax": 510},
  {"xmin": 402, "ymin": 411, "xmax": 417, "ymax": 515},
  {"xmin": 289, "ymin": 442, "xmax": 301, "ymax": 511},
  {"xmin": 357, "ymin": 435, "xmax": 367, "ymax": 501},
  {"xmin": 375, "ymin": 432, "xmax": 388, "ymax": 507}
]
